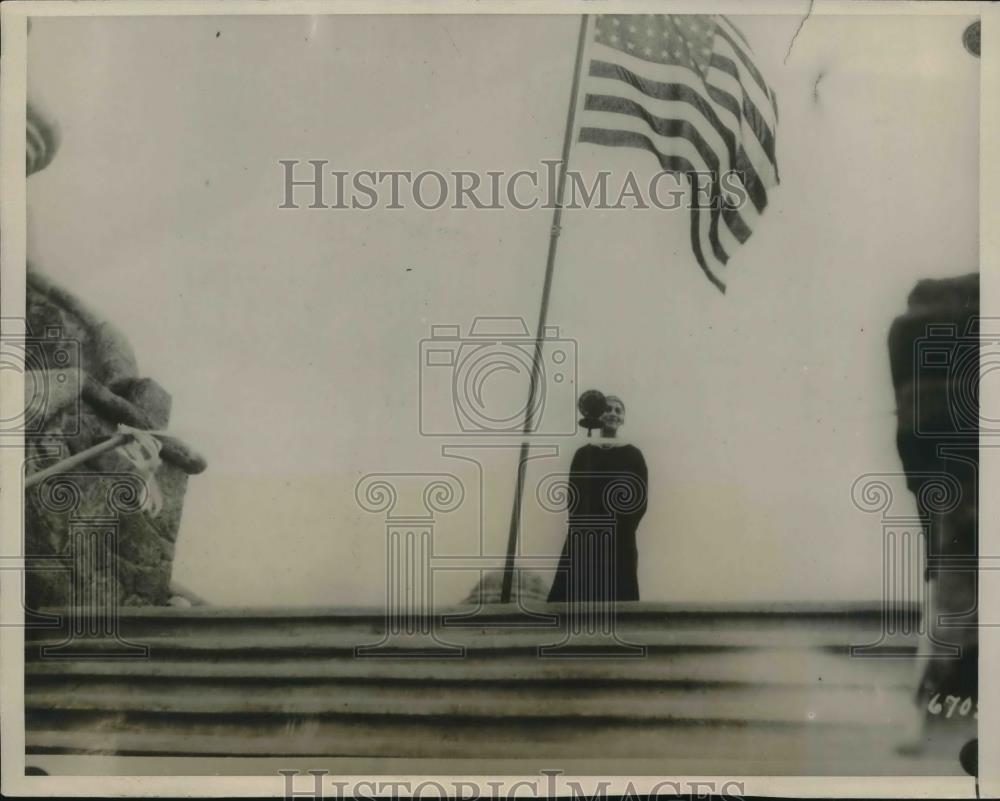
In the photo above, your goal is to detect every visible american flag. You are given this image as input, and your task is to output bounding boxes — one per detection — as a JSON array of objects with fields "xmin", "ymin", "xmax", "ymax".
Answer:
[{"xmin": 578, "ymin": 14, "xmax": 779, "ymax": 292}]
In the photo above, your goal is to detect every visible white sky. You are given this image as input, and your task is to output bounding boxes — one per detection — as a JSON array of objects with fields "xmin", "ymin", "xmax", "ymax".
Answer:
[{"xmin": 27, "ymin": 11, "xmax": 979, "ymax": 606}]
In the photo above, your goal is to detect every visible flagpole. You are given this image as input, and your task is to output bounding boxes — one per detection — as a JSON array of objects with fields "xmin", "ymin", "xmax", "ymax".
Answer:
[{"xmin": 500, "ymin": 14, "xmax": 591, "ymax": 604}]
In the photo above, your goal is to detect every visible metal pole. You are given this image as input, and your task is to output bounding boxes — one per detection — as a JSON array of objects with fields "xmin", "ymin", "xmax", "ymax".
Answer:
[{"xmin": 500, "ymin": 14, "xmax": 591, "ymax": 604}]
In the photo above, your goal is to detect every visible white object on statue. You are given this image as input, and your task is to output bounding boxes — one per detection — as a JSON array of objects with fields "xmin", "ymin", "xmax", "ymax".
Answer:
[{"xmin": 117, "ymin": 424, "xmax": 164, "ymax": 517}]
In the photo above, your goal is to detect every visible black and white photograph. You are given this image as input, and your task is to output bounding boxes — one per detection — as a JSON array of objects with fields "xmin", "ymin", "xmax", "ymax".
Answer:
[{"xmin": 1, "ymin": 0, "xmax": 995, "ymax": 796}]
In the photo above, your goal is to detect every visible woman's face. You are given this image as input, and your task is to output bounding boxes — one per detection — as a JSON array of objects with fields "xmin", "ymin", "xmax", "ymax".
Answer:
[{"xmin": 601, "ymin": 398, "xmax": 625, "ymax": 432}]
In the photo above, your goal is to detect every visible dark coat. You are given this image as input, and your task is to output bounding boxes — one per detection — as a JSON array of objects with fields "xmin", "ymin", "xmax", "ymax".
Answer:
[{"xmin": 547, "ymin": 443, "xmax": 648, "ymax": 603}]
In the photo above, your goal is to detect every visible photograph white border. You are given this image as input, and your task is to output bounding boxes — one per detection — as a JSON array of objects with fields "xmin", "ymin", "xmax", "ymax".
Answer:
[{"xmin": 1, "ymin": 1, "xmax": 994, "ymax": 797}]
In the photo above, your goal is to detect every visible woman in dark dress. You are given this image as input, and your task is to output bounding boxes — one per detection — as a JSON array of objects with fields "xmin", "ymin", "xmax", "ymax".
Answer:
[{"xmin": 548, "ymin": 394, "xmax": 648, "ymax": 603}]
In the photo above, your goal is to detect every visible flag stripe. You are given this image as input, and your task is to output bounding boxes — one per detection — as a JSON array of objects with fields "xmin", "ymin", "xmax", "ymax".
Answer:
[
  {"xmin": 709, "ymin": 53, "xmax": 776, "ymax": 151},
  {"xmin": 587, "ymin": 58, "xmax": 774, "ymax": 212},
  {"xmin": 717, "ymin": 15, "xmax": 753, "ymax": 52},
  {"xmin": 584, "ymin": 94, "xmax": 723, "ymax": 176},
  {"xmin": 713, "ymin": 27, "xmax": 772, "ymax": 109},
  {"xmin": 589, "ymin": 42, "xmax": 705, "ymax": 86},
  {"xmin": 688, "ymin": 175, "xmax": 727, "ymax": 292},
  {"xmin": 722, "ymin": 200, "xmax": 753, "ymax": 243},
  {"xmin": 580, "ymin": 100, "xmax": 760, "ymax": 250},
  {"xmin": 719, "ymin": 208, "xmax": 745, "ymax": 252},
  {"xmin": 579, "ymin": 126, "xmax": 733, "ymax": 279},
  {"xmin": 586, "ymin": 65, "xmax": 735, "ymax": 164},
  {"xmin": 581, "ymin": 99, "xmax": 733, "ymax": 259},
  {"xmin": 579, "ymin": 126, "xmax": 697, "ymax": 174},
  {"xmin": 579, "ymin": 112, "xmax": 713, "ymax": 177},
  {"xmin": 704, "ymin": 84, "xmax": 777, "ymax": 197},
  {"xmin": 716, "ymin": 15, "xmax": 781, "ymax": 122},
  {"xmin": 581, "ymin": 95, "xmax": 767, "ymax": 256},
  {"xmin": 713, "ymin": 31, "xmax": 780, "ymax": 134},
  {"xmin": 703, "ymin": 65, "xmax": 777, "ymax": 195},
  {"xmin": 589, "ymin": 49, "xmax": 735, "ymax": 141},
  {"xmin": 706, "ymin": 53, "xmax": 777, "ymax": 167},
  {"xmin": 708, "ymin": 37, "xmax": 776, "ymax": 123},
  {"xmin": 585, "ymin": 75, "xmax": 733, "ymax": 171},
  {"xmin": 578, "ymin": 109, "xmax": 736, "ymax": 248}
]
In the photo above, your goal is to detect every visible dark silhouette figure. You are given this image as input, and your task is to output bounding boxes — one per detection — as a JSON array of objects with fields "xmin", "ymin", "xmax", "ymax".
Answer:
[{"xmin": 548, "ymin": 395, "xmax": 648, "ymax": 603}]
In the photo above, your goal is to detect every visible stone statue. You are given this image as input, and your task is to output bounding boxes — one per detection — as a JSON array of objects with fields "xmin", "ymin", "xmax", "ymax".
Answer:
[{"xmin": 23, "ymin": 79, "xmax": 206, "ymax": 610}]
